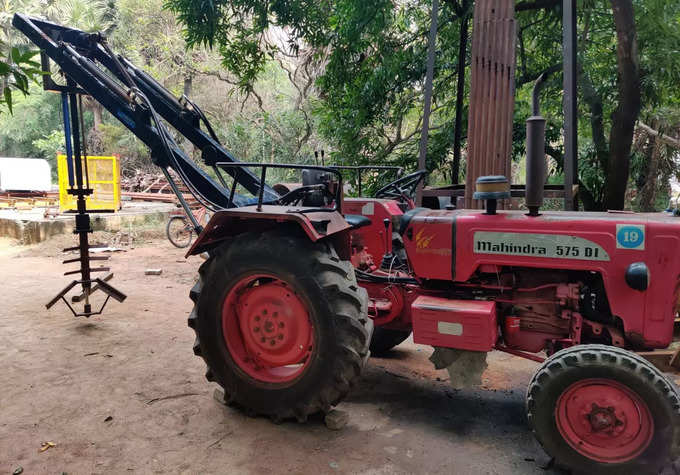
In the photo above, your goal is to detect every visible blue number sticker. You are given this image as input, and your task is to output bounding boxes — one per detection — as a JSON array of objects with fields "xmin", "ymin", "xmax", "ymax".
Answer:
[{"xmin": 616, "ymin": 224, "xmax": 645, "ymax": 250}]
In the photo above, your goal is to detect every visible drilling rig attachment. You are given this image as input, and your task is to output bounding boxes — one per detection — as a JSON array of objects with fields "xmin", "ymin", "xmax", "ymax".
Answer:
[{"xmin": 41, "ymin": 75, "xmax": 126, "ymax": 317}]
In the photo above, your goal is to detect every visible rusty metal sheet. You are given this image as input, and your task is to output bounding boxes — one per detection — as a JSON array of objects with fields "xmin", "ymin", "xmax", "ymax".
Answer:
[{"xmin": 465, "ymin": 0, "xmax": 517, "ymax": 209}]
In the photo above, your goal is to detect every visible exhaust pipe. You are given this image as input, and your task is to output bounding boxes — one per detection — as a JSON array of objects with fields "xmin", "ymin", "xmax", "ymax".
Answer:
[{"xmin": 525, "ymin": 73, "xmax": 549, "ymax": 217}]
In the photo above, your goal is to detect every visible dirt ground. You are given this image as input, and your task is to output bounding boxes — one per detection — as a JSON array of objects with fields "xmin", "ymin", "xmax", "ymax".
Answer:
[{"xmin": 0, "ymin": 232, "xmax": 562, "ymax": 474}]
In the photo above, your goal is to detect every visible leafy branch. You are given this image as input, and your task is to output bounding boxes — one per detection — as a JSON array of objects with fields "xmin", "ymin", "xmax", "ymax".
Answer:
[{"xmin": 0, "ymin": 47, "xmax": 44, "ymax": 114}]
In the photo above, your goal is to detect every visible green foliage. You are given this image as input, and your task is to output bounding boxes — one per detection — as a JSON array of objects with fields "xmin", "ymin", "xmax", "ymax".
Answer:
[
  {"xmin": 97, "ymin": 122, "xmax": 151, "ymax": 176},
  {"xmin": 167, "ymin": 0, "xmax": 680, "ymax": 210},
  {"xmin": 0, "ymin": 86, "xmax": 63, "ymax": 157},
  {"xmin": 1, "ymin": 1, "xmax": 50, "ymax": 114},
  {"xmin": 0, "ymin": 48, "xmax": 44, "ymax": 114},
  {"xmin": 166, "ymin": 0, "xmax": 468, "ymax": 175},
  {"xmin": 164, "ymin": 0, "xmax": 329, "ymax": 89},
  {"xmin": 32, "ymin": 129, "xmax": 64, "ymax": 180},
  {"xmin": 2, "ymin": 0, "xmax": 679, "ymax": 212},
  {"xmin": 513, "ymin": 0, "xmax": 680, "ymax": 210},
  {"xmin": 1, "ymin": 0, "xmax": 323, "ymax": 183}
]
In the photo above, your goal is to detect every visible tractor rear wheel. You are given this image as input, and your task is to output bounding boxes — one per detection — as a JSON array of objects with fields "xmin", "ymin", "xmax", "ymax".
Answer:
[
  {"xmin": 527, "ymin": 344, "xmax": 680, "ymax": 474},
  {"xmin": 369, "ymin": 327, "xmax": 411, "ymax": 355},
  {"xmin": 188, "ymin": 229, "xmax": 372, "ymax": 421}
]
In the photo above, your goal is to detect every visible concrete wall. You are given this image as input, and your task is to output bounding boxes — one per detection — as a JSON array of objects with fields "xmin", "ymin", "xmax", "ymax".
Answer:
[
  {"xmin": 0, "ymin": 218, "xmax": 68, "ymax": 245},
  {"xmin": 0, "ymin": 210, "xmax": 170, "ymax": 245}
]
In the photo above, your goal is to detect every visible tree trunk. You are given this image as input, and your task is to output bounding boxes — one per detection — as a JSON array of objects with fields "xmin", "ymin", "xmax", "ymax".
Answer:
[
  {"xmin": 452, "ymin": 0, "xmax": 472, "ymax": 184},
  {"xmin": 92, "ymin": 103, "xmax": 103, "ymax": 131},
  {"xmin": 638, "ymin": 136, "xmax": 661, "ymax": 212},
  {"xmin": 604, "ymin": 0, "xmax": 641, "ymax": 210},
  {"xmin": 579, "ymin": 74, "xmax": 607, "ymax": 210},
  {"xmin": 184, "ymin": 75, "xmax": 193, "ymax": 97},
  {"xmin": 417, "ymin": 0, "xmax": 439, "ymax": 205}
]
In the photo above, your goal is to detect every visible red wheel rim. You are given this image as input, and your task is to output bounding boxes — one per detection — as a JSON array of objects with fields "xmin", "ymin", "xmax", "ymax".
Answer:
[
  {"xmin": 555, "ymin": 378, "xmax": 654, "ymax": 463},
  {"xmin": 222, "ymin": 273, "xmax": 314, "ymax": 384}
]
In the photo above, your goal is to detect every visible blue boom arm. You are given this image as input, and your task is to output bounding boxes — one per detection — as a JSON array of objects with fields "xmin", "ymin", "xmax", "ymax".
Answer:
[{"xmin": 12, "ymin": 13, "xmax": 279, "ymax": 209}]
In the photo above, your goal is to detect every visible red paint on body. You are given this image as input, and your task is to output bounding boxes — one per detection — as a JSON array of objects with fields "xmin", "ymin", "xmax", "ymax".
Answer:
[
  {"xmin": 343, "ymin": 198, "xmax": 404, "ymax": 259},
  {"xmin": 555, "ymin": 378, "xmax": 654, "ymax": 463},
  {"xmin": 401, "ymin": 209, "xmax": 680, "ymax": 349},
  {"xmin": 411, "ymin": 296, "xmax": 498, "ymax": 351},
  {"xmin": 222, "ymin": 273, "xmax": 314, "ymax": 384}
]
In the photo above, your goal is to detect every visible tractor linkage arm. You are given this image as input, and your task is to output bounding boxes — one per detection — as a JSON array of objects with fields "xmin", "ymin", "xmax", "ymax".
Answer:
[{"xmin": 12, "ymin": 13, "xmax": 281, "ymax": 215}]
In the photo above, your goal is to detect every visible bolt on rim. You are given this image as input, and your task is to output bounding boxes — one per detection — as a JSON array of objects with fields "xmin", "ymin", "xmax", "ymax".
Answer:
[
  {"xmin": 555, "ymin": 378, "xmax": 654, "ymax": 463},
  {"xmin": 222, "ymin": 273, "xmax": 314, "ymax": 384}
]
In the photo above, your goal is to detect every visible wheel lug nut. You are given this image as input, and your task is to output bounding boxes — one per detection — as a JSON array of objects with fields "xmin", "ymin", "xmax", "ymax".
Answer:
[
  {"xmin": 263, "ymin": 309, "xmax": 268, "ymax": 315},
  {"xmin": 254, "ymin": 327, "xmax": 260, "ymax": 332},
  {"xmin": 270, "ymin": 340, "xmax": 276, "ymax": 346},
  {"xmin": 278, "ymin": 334, "xmax": 283, "ymax": 340},
  {"xmin": 260, "ymin": 337, "xmax": 266, "ymax": 343},
  {"xmin": 279, "ymin": 322, "xmax": 284, "ymax": 328},
  {"xmin": 255, "ymin": 316, "xmax": 260, "ymax": 322}
]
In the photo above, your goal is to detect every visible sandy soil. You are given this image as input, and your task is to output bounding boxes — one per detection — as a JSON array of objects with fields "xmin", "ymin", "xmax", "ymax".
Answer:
[{"xmin": 0, "ymin": 234, "xmax": 562, "ymax": 474}]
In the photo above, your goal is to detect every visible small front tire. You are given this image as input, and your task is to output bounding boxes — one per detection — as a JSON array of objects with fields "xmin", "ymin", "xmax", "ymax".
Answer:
[{"xmin": 527, "ymin": 344, "xmax": 680, "ymax": 474}]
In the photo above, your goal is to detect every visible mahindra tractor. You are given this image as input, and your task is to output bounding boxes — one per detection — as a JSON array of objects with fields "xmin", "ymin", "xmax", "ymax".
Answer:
[{"xmin": 15, "ymin": 14, "xmax": 680, "ymax": 475}]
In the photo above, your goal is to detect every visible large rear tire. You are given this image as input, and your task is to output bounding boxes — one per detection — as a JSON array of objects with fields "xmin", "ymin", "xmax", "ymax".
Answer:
[
  {"xmin": 189, "ymin": 229, "xmax": 372, "ymax": 421},
  {"xmin": 527, "ymin": 344, "xmax": 680, "ymax": 474}
]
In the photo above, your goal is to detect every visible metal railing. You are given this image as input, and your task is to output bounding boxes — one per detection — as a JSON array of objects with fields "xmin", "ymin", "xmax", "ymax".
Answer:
[
  {"xmin": 327, "ymin": 165, "xmax": 403, "ymax": 196},
  {"xmin": 217, "ymin": 162, "xmax": 344, "ymax": 213}
]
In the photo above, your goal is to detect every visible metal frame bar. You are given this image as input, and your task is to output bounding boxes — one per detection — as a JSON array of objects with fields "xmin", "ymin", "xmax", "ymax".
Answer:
[
  {"xmin": 217, "ymin": 162, "xmax": 344, "ymax": 213},
  {"xmin": 327, "ymin": 165, "xmax": 403, "ymax": 196},
  {"xmin": 60, "ymin": 92, "xmax": 75, "ymax": 186}
]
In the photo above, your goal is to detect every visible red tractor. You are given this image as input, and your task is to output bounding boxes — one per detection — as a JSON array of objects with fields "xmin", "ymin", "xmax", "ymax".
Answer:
[
  {"xmin": 17, "ymin": 14, "xmax": 680, "ymax": 475},
  {"xmin": 186, "ymin": 168, "xmax": 680, "ymax": 474}
]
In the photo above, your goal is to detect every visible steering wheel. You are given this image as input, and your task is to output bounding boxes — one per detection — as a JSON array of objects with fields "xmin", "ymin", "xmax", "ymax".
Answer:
[{"xmin": 374, "ymin": 170, "xmax": 428, "ymax": 201}]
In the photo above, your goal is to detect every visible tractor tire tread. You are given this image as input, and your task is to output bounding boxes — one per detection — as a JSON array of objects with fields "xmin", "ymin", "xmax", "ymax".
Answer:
[
  {"xmin": 188, "ymin": 230, "xmax": 371, "ymax": 422},
  {"xmin": 526, "ymin": 344, "xmax": 680, "ymax": 474}
]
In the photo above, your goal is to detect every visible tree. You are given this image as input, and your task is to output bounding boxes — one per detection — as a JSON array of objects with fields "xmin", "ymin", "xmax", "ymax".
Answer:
[
  {"xmin": 604, "ymin": 0, "xmax": 640, "ymax": 210},
  {"xmin": 0, "ymin": 0, "xmax": 46, "ymax": 114},
  {"xmin": 515, "ymin": 0, "xmax": 680, "ymax": 210},
  {"xmin": 3, "ymin": 0, "xmax": 678, "ymax": 210},
  {"xmin": 168, "ymin": 0, "xmax": 680, "ymax": 209},
  {"xmin": 2, "ymin": 0, "xmax": 327, "ymax": 180},
  {"xmin": 0, "ymin": 0, "xmax": 117, "ymax": 116},
  {"xmin": 166, "ymin": 0, "xmax": 472, "ymax": 183},
  {"xmin": 44, "ymin": 0, "xmax": 118, "ymax": 132}
]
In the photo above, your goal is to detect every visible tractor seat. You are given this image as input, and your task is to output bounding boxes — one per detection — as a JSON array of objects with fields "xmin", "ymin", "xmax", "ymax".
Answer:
[{"xmin": 345, "ymin": 214, "xmax": 372, "ymax": 230}]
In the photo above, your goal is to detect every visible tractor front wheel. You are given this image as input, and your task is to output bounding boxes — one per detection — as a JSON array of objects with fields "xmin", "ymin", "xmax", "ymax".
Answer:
[
  {"xmin": 527, "ymin": 344, "xmax": 680, "ymax": 474},
  {"xmin": 189, "ymin": 229, "xmax": 372, "ymax": 422}
]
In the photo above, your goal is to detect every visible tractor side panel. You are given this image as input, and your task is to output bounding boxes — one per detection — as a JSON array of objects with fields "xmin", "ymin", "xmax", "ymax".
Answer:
[
  {"xmin": 411, "ymin": 296, "xmax": 497, "ymax": 351},
  {"xmin": 400, "ymin": 210, "xmax": 454, "ymax": 280},
  {"xmin": 343, "ymin": 198, "xmax": 403, "ymax": 259},
  {"xmin": 452, "ymin": 211, "xmax": 680, "ymax": 348},
  {"xmin": 644, "ymin": 234, "xmax": 680, "ymax": 347}
]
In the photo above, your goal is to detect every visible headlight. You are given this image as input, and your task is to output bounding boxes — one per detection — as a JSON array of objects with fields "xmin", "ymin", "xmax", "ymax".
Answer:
[{"xmin": 625, "ymin": 262, "xmax": 649, "ymax": 291}]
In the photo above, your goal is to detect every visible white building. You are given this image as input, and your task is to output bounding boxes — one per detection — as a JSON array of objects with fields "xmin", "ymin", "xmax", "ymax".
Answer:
[{"xmin": 0, "ymin": 157, "xmax": 52, "ymax": 192}]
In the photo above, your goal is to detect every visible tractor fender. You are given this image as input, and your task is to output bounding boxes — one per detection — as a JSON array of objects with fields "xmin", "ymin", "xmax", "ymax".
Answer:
[{"xmin": 185, "ymin": 205, "xmax": 352, "ymax": 259}]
